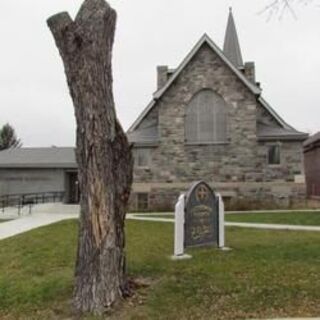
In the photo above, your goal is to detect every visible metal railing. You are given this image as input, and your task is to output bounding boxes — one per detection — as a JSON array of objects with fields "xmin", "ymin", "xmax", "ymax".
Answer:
[{"xmin": 0, "ymin": 191, "xmax": 65, "ymax": 215}]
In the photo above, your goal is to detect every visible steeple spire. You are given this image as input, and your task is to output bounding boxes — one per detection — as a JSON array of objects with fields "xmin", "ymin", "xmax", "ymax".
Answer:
[{"xmin": 223, "ymin": 8, "xmax": 244, "ymax": 68}]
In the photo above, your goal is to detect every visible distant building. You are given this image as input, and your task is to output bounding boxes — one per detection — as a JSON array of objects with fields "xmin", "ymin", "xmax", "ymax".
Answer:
[
  {"xmin": 0, "ymin": 10, "xmax": 308, "ymax": 210},
  {"xmin": 0, "ymin": 148, "xmax": 79, "ymax": 204},
  {"xmin": 303, "ymin": 132, "xmax": 320, "ymax": 199}
]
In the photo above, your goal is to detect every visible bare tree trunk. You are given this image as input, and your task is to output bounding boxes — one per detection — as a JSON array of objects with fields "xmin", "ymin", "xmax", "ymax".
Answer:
[{"xmin": 47, "ymin": 0, "xmax": 133, "ymax": 314}]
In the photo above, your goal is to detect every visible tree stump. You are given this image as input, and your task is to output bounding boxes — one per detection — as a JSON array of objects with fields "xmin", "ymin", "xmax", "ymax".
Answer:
[{"xmin": 47, "ymin": 0, "xmax": 133, "ymax": 314}]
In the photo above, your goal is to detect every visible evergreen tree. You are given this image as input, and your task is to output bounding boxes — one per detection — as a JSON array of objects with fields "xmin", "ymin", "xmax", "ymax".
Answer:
[{"xmin": 0, "ymin": 123, "xmax": 22, "ymax": 151}]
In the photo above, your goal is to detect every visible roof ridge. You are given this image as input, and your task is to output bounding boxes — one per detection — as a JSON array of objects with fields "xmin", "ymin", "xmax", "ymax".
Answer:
[
  {"xmin": 153, "ymin": 33, "xmax": 260, "ymax": 99},
  {"xmin": 128, "ymin": 33, "xmax": 261, "ymax": 133}
]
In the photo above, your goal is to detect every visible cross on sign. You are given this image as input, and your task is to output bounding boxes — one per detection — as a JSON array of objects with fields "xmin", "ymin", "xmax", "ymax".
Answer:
[{"xmin": 196, "ymin": 185, "xmax": 209, "ymax": 201}]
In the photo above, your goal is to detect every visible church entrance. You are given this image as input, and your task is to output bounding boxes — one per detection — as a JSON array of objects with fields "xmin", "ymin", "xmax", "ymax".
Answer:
[{"xmin": 65, "ymin": 171, "xmax": 80, "ymax": 204}]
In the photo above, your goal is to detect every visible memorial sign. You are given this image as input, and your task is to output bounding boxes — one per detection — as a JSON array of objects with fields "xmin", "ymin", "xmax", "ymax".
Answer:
[{"xmin": 184, "ymin": 181, "xmax": 218, "ymax": 247}]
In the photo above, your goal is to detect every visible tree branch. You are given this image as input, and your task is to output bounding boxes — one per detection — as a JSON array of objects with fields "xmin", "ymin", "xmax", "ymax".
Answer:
[
  {"xmin": 47, "ymin": 12, "xmax": 73, "ymax": 44},
  {"xmin": 260, "ymin": 0, "xmax": 315, "ymax": 20}
]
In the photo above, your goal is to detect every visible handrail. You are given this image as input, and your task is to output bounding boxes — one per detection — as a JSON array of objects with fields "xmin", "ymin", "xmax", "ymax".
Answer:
[{"xmin": 0, "ymin": 191, "xmax": 65, "ymax": 215}]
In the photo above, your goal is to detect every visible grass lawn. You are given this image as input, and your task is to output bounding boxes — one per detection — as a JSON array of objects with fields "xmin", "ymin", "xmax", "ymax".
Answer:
[
  {"xmin": 226, "ymin": 211, "xmax": 320, "ymax": 226},
  {"xmin": 0, "ymin": 220, "xmax": 319, "ymax": 319},
  {"xmin": 141, "ymin": 211, "xmax": 320, "ymax": 226}
]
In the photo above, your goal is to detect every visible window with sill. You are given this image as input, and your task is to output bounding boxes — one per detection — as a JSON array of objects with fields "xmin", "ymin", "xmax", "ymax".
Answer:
[
  {"xmin": 133, "ymin": 148, "xmax": 151, "ymax": 167},
  {"xmin": 137, "ymin": 193, "xmax": 149, "ymax": 211},
  {"xmin": 268, "ymin": 145, "xmax": 281, "ymax": 165},
  {"xmin": 185, "ymin": 89, "xmax": 228, "ymax": 143}
]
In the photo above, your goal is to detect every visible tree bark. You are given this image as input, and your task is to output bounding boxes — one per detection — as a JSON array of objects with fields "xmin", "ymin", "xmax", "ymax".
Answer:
[{"xmin": 47, "ymin": 0, "xmax": 133, "ymax": 314}]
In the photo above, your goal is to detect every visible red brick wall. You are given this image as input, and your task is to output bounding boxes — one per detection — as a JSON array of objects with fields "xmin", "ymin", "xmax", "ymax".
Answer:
[{"xmin": 304, "ymin": 145, "xmax": 320, "ymax": 198}]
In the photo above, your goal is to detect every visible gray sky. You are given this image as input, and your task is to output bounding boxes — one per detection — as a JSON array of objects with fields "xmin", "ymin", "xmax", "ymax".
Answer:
[{"xmin": 0, "ymin": 0, "xmax": 319, "ymax": 147}]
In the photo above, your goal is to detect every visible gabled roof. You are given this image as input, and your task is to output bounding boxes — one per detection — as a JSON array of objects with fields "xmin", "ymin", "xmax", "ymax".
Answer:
[
  {"xmin": 154, "ymin": 34, "xmax": 261, "ymax": 99},
  {"xmin": 128, "ymin": 33, "xmax": 261, "ymax": 133},
  {"xmin": 257, "ymin": 122, "xmax": 308, "ymax": 141},
  {"xmin": 223, "ymin": 8, "xmax": 244, "ymax": 68},
  {"xmin": 127, "ymin": 125, "xmax": 158, "ymax": 145},
  {"xmin": 303, "ymin": 131, "xmax": 320, "ymax": 147},
  {"xmin": 258, "ymin": 97, "xmax": 293, "ymax": 130},
  {"xmin": 257, "ymin": 97, "xmax": 308, "ymax": 141},
  {"xmin": 0, "ymin": 147, "xmax": 77, "ymax": 168}
]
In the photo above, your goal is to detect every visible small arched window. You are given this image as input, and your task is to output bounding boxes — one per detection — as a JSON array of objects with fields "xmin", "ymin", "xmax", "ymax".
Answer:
[{"xmin": 185, "ymin": 89, "xmax": 227, "ymax": 143}]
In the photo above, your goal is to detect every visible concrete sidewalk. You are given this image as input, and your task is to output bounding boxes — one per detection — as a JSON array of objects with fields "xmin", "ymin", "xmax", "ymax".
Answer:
[
  {"xmin": 0, "ymin": 202, "xmax": 80, "ymax": 217},
  {"xmin": 0, "ymin": 203, "xmax": 79, "ymax": 241},
  {"xmin": 127, "ymin": 214, "xmax": 320, "ymax": 232},
  {"xmin": 0, "ymin": 205, "xmax": 319, "ymax": 242},
  {"xmin": 226, "ymin": 222, "xmax": 320, "ymax": 232}
]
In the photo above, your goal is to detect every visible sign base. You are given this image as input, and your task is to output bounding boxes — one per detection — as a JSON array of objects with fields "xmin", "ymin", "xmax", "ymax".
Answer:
[
  {"xmin": 219, "ymin": 247, "xmax": 232, "ymax": 251},
  {"xmin": 170, "ymin": 254, "xmax": 192, "ymax": 261}
]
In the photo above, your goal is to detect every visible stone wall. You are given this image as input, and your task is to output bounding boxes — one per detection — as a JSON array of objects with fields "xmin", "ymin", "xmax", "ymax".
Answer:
[
  {"xmin": 129, "ymin": 181, "xmax": 307, "ymax": 212},
  {"xmin": 134, "ymin": 44, "xmax": 258, "ymax": 182},
  {"xmin": 257, "ymin": 141, "xmax": 304, "ymax": 182}
]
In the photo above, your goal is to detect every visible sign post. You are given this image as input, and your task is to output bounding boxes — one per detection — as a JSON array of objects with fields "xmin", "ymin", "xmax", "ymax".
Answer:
[
  {"xmin": 217, "ymin": 193, "xmax": 225, "ymax": 249},
  {"xmin": 172, "ymin": 194, "xmax": 192, "ymax": 260}
]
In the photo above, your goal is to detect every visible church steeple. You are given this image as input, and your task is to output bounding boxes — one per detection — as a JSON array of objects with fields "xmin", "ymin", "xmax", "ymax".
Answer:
[{"xmin": 223, "ymin": 8, "xmax": 244, "ymax": 69}]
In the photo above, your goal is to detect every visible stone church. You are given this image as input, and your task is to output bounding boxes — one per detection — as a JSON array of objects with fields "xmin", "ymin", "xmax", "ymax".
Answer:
[{"xmin": 127, "ymin": 10, "xmax": 308, "ymax": 211}]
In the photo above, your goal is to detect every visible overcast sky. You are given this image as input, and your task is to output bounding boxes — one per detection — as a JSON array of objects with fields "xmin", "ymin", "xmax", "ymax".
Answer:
[{"xmin": 0, "ymin": 0, "xmax": 319, "ymax": 147}]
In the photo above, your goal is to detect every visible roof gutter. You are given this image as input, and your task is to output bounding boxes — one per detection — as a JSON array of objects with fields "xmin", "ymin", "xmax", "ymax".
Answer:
[{"xmin": 258, "ymin": 134, "xmax": 309, "ymax": 142}]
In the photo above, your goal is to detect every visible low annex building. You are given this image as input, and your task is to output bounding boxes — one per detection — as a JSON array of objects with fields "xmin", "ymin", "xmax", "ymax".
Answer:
[
  {"xmin": 0, "ymin": 10, "xmax": 308, "ymax": 210},
  {"xmin": 0, "ymin": 148, "xmax": 79, "ymax": 204},
  {"xmin": 127, "ymin": 10, "xmax": 308, "ymax": 211}
]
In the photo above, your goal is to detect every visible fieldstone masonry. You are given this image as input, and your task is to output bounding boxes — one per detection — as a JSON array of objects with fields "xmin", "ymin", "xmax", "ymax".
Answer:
[
  {"xmin": 129, "ymin": 42, "xmax": 306, "ymax": 211},
  {"xmin": 128, "ymin": 19, "xmax": 307, "ymax": 211}
]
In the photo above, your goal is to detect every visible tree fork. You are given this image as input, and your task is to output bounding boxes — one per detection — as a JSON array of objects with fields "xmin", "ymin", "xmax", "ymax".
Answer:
[{"xmin": 47, "ymin": 0, "xmax": 133, "ymax": 314}]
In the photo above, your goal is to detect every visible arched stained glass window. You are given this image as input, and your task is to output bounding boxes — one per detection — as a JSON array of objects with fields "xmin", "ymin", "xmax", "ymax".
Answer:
[{"xmin": 185, "ymin": 89, "xmax": 228, "ymax": 143}]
